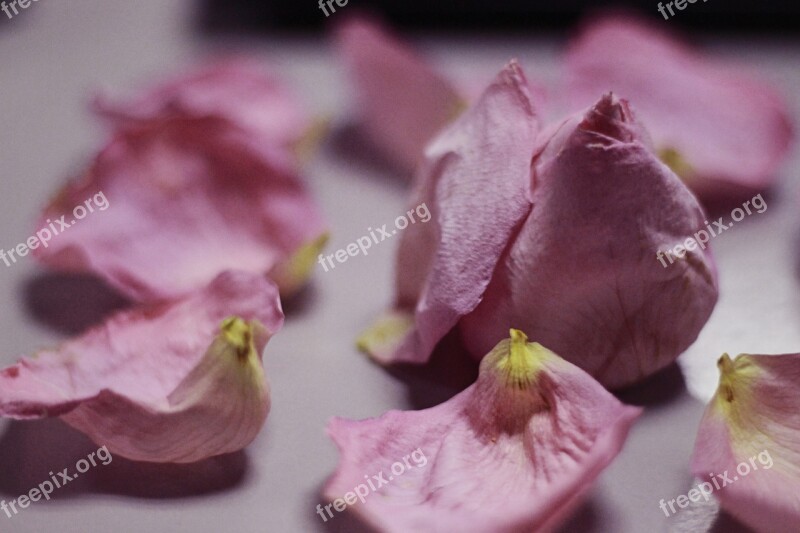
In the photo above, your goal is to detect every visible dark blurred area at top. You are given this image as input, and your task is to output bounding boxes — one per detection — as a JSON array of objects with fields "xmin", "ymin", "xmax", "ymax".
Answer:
[{"xmin": 200, "ymin": 0, "xmax": 800, "ymax": 35}]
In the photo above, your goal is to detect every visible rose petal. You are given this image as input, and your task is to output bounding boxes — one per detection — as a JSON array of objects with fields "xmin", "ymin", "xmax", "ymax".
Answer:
[
  {"xmin": 34, "ymin": 115, "xmax": 327, "ymax": 301},
  {"xmin": 93, "ymin": 58, "xmax": 312, "ymax": 151},
  {"xmin": 566, "ymin": 15, "xmax": 793, "ymax": 198},
  {"xmin": 335, "ymin": 17, "xmax": 466, "ymax": 173},
  {"xmin": 326, "ymin": 329, "xmax": 641, "ymax": 532},
  {"xmin": 460, "ymin": 94, "xmax": 718, "ymax": 388},
  {"xmin": 364, "ymin": 62, "xmax": 718, "ymax": 388},
  {"xmin": 359, "ymin": 61, "xmax": 539, "ymax": 364},
  {"xmin": 691, "ymin": 353, "xmax": 800, "ymax": 532},
  {"xmin": 0, "ymin": 271, "xmax": 282, "ymax": 463}
]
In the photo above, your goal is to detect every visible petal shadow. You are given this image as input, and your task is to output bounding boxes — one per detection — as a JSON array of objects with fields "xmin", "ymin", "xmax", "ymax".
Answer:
[
  {"xmin": 23, "ymin": 272, "xmax": 132, "ymax": 335},
  {"xmin": 0, "ymin": 418, "xmax": 248, "ymax": 500}
]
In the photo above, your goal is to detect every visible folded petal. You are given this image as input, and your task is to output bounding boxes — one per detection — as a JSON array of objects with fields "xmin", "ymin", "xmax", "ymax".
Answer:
[
  {"xmin": 0, "ymin": 271, "xmax": 282, "ymax": 463},
  {"xmin": 326, "ymin": 330, "xmax": 641, "ymax": 532},
  {"xmin": 359, "ymin": 61, "xmax": 539, "ymax": 365},
  {"xmin": 691, "ymin": 353, "xmax": 800, "ymax": 533},
  {"xmin": 461, "ymin": 94, "xmax": 718, "ymax": 388},
  {"xmin": 335, "ymin": 17, "xmax": 466, "ymax": 173},
  {"xmin": 34, "ymin": 116, "xmax": 327, "ymax": 301},
  {"xmin": 93, "ymin": 58, "xmax": 312, "ymax": 151},
  {"xmin": 566, "ymin": 15, "xmax": 793, "ymax": 197}
]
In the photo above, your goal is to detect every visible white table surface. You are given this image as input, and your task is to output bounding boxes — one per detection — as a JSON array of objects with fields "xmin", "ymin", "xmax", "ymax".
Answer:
[{"xmin": 1, "ymin": 1, "xmax": 799, "ymax": 532}]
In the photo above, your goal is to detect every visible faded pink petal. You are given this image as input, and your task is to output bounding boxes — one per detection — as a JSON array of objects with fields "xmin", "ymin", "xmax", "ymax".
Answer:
[
  {"xmin": 34, "ymin": 115, "xmax": 327, "ymax": 301},
  {"xmin": 359, "ymin": 61, "xmax": 539, "ymax": 365},
  {"xmin": 566, "ymin": 15, "xmax": 793, "ymax": 198},
  {"xmin": 326, "ymin": 330, "xmax": 641, "ymax": 532},
  {"xmin": 0, "ymin": 271, "xmax": 282, "ymax": 463},
  {"xmin": 93, "ymin": 58, "xmax": 312, "ymax": 151},
  {"xmin": 461, "ymin": 94, "xmax": 719, "ymax": 388},
  {"xmin": 691, "ymin": 353, "xmax": 800, "ymax": 533},
  {"xmin": 362, "ymin": 62, "xmax": 718, "ymax": 389},
  {"xmin": 335, "ymin": 17, "xmax": 466, "ymax": 173}
]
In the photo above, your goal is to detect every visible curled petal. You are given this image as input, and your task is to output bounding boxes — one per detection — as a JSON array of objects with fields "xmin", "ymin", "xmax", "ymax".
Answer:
[
  {"xmin": 93, "ymin": 58, "xmax": 312, "ymax": 151},
  {"xmin": 0, "ymin": 271, "xmax": 283, "ymax": 463},
  {"xmin": 327, "ymin": 330, "xmax": 641, "ymax": 532},
  {"xmin": 34, "ymin": 116, "xmax": 327, "ymax": 301},
  {"xmin": 691, "ymin": 353, "xmax": 800, "ymax": 532},
  {"xmin": 366, "ymin": 63, "xmax": 717, "ymax": 388},
  {"xmin": 461, "ymin": 94, "xmax": 718, "ymax": 388},
  {"xmin": 566, "ymin": 15, "xmax": 793, "ymax": 198},
  {"xmin": 335, "ymin": 17, "xmax": 466, "ymax": 173},
  {"xmin": 358, "ymin": 61, "xmax": 539, "ymax": 365}
]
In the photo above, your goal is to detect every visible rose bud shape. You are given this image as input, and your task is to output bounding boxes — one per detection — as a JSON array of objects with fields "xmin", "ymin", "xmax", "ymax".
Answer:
[
  {"xmin": 334, "ymin": 17, "xmax": 467, "ymax": 173},
  {"xmin": 92, "ymin": 58, "xmax": 313, "ymax": 154},
  {"xmin": 33, "ymin": 114, "xmax": 327, "ymax": 301},
  {"xmin": 566, "ymin": 15, "xmax": 793, "ymax": 200},
  {"xmin": 359, "ymin": 61, "xmax": 718, "ymax": 389},
  {"xmin": 0, "ymin": 271, "xmax": 282, "ymax": 463},
  {"xmin": 326, "ymin": 330, "xmax": 641, "ymax": 532},
  {"xmin": 691, "ymin": 353, "xmax": 800, "ymax": 533}
]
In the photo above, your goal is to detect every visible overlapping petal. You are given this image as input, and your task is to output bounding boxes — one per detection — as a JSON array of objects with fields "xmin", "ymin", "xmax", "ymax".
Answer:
[
  {"xmin": 327, "ymin": 330, "xmax": 641, "ymax": 532},
  {"xmin": 34, "ymin": 115, "xmax": 327, "ymax": 302},
  {"xmin": 335, "ymin": 17, "xmax": 466, "ymax": 173},
  {"xmin": 358, "ymin": 61, "xmax": 539, "ymax": 364},
  {"xmin": 566, "ymin": 15, "xmax": 793, "ymax": 199},
  {"xmin": 691, "ymin": 353, "xmax": 800, "ymax": 533},
  {"xmin": 0, "ymin": 271, "xmax": 282, "ymax": 463},
  {"xmin": 461, "ymin": 94, "xmax": 718, "ymax": 388},
  {"xmin": 93, "ymin": 58, "xmax": 312, "ymax": 152},
  {"xmin": 362, "ymin": 60, "xmax": 718, "ymax": 389}
]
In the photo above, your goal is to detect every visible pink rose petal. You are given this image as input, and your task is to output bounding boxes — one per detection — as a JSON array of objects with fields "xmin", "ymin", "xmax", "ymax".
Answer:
[
  {"xmin": 0, "ymin": 270, "xmax": 283, "ymax": 463},
  {"xmin": 691, "ymin": 353, "xmax": 800, "ymax": 533},
  {"xmin": 566, "ymin": 15, "xmax": 793, "ymax": 198},
  {"xmin": 93, "ymin": 58, "xmax": 312, "ymax": 152},
  {"xmin": 326, "ymin": 330, "xmax": 641, "ymax": 532},
  {"xmin": 34, "ymin": 115, "xmax": 327, "ymax": 301},
  {"xmin": 362, "ymin": 61, "xmax": 718, "ymax": 389},
  {"xmin": 335, "ymin": 17, "xmax": 466, "ymax": 173},
  {"xmin": 359, "ymin": 61, "xmax": 539, "ymax": 365},
  {"xmin": 461, "ymin": 94, "xmax": 719, "ymax": 388}
]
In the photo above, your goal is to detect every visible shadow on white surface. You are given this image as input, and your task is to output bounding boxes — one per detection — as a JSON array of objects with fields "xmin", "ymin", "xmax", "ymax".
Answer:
[
  {"xmin": 0, "ymin": 419, "xmax": 249, "ymax": 499},
  {"xmin": 23, "ymin": 273, "xmax": 132, "ymax": 336}
]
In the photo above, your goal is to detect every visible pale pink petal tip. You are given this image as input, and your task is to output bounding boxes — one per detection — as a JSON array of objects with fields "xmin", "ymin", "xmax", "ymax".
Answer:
[
  {"xmin": 691, "ymin": 353, "xmax": 800, "ymax": 533},
  {"xmin": 334, "ymin": 17, "xmax": 466, "ymax": 173},
  {"xmin": 566, "ymin": 15, "xmax": 793, "ymax": 197},
  {"xmin": 92, "ymin": 58, "xmax": 312, "ymax": 151},
  {"xmin": 33, "ymin": 114, "xmax": 327, "ymax": 302},
  {"xmin": 325, "ymin": 330, "xmax": 641, "ymax": 532},
  {"xmin": 0, "ymin": 270, "xmax": 283, "ymax": 463}
]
